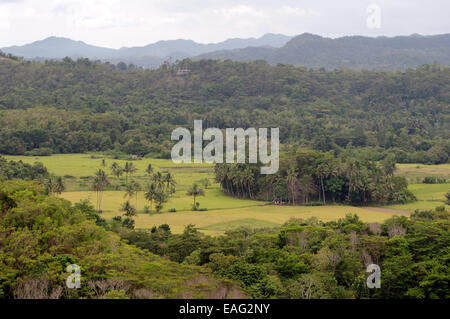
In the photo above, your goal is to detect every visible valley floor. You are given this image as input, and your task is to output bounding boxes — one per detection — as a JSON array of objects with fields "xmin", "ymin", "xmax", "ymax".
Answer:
[{"xmin": 5, "ymin": 154, "xmax": 449, "ymax": 235}]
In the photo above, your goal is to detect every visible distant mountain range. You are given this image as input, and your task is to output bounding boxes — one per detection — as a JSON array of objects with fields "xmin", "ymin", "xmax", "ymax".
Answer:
[
  {"xmin": 2, "ymin": 33, "xmax": 450, "ymax": 70},
  {"xmin": 1, "ymin": 33, "xmax": 292, "ymax": 68}
]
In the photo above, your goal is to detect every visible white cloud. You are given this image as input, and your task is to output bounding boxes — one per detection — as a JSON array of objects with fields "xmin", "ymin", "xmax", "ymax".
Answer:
[
  {"xmin": 53, "ymin": 0, "xmax": 138, "ymax": 29},
  {"xmin": 213, "ymin": 5, "xmax": 265, "ymax": 19},
  {"xmin": 280, "ymin": 6, "xmax": 320, "ymax": 17},
  {"xmin": 0, "ymin": 0, "xmax": 448, "ymax": 48}
]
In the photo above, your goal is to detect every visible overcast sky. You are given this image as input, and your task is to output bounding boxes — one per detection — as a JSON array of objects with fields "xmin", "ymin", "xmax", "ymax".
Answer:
[{"xmin": 0, "ymin": 0, "xmax": 449, "ymax": 48}]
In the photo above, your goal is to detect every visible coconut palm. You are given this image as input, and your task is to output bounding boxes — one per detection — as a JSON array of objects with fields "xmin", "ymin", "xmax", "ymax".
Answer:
[
  {"xmin": 92, "ymin": 169, "xmax": 110, "ymax": 212},
  {"xmin": 286, "ymin": 166, "xmax": 298, "ymax": 205},
  {"xmin": 186, "ymin": 183, "xmax": 205, "ymax": 210},
  {"xmin": 120, "ymin": 200, "xmax": 136, "ymax": 217},
  {"xmin": 152, "ymin": 172, "xmax": 165, "ymax": 190},
  {"xmin": 110, "ymin": 162, "xmax": 123, "ymax": 185},
  {"xmin": 54, "ymin": 176, "xmax": 65, "ymax": 195},
  {"xmin": 124, "ymin": 180, "xmax": 140, "ymax": 208},
  {"xmin": 145, "ymin": 164, "xmax": 153, "ymax": 176},
  {"xmin": 144, "ymin": 182, "xmax": 157, "ymax": 212},
  {"xmin": 123, "ymin": 162, "xmax": 137, "ymax": 185},
  {"xmin": 164, "ymin": 172, "xmax": 176, "ymax": 194}
]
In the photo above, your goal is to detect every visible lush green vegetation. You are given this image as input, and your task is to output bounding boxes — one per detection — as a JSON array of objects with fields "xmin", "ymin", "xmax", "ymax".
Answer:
[
  {"xmin": 122, "ymin": 208, "xmax": 450, "ymax": 299},
  {"xmin": 0, "ymin": 58, "xmax": 448, "ymax": 164},
  {"xmin": 0, "ymin": 156, "xmax": 49, "ymax": 180},
  {"xmin": 214, "ymin": 150, "xmax": 416, "ymax": 206},
  {"xmin": 0, "ymin": 55, "xmax": 448, "ymax": 299},
  {"xmin": 0, "ymin": 180, "xmax": 242, "ymax": 299},
  {"xmin": 5, "ymin": 154, "xmax": 441, "ymax": 237}
]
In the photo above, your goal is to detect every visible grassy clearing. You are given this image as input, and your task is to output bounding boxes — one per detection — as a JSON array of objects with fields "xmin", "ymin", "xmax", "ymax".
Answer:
[
  {"xmin": 131, "ymin": 205, "xmax": 404, "ymax": 235},
  {"xmin": 396, "ymin": 163, "xmax": 450, "ymax": 183},
  {"xmin": 61, "ymin": 189, "xmax": 265, "ymax": 217},
  {"xmin": 200, "ymin": 219, "xmax": 281, "ymax": 232},
  {"xmin": 383, "ymin": 183, "xmax": 449, "ymax": 211},
  {"xmin": 4, "ymin": 154, "xmax": 214, "ymax": 192},
  {"xmin": 6, "ymin": 154, "xmax": 448, "ymax": 235}
]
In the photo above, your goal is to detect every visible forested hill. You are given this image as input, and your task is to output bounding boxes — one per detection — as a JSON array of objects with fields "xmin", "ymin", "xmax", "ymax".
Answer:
[
  {"xmin": 2, "ymin": 33, "xmax": 449, "ymax": 70},
  {"xmin": 0, "ymin": 56, "xmax": 449, "ymax": 163},
  {"xmin": 195, "ymin": 33, "xmax": 450, "ymax": 70}
]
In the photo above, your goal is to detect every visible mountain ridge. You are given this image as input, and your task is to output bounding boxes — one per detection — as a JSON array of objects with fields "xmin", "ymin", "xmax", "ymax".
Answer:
[{"xmin": 2, "ymin": 33, "xmax": 449, "ymax": 70}]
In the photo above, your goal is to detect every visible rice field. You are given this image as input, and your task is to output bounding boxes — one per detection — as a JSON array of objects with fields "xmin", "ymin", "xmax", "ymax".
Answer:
[{"xmin": 4, "ymin": 154, "xmax": 449, "ymax": 235}]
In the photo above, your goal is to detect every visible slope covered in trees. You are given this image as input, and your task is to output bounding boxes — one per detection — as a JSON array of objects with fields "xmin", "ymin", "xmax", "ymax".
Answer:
[
  {"xmin": 0, "ymin": 180, "xmax": 241, "ymax": 299},
  {"xmin": 123, "ymin": 208, "xmax": 450, "ymax": 299},
  {"xmin": 0, "ymin": 57, "xmax": 449, "ymax": 163},
  {"xmin": 195, "ymin": 33, "xmax": 450, "ymax": 70}
]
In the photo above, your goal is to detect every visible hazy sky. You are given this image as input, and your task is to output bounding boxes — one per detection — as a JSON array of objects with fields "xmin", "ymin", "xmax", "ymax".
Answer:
[{"xmin": 1, "ymin": 0, "xmax": 449, "ymax": 48}]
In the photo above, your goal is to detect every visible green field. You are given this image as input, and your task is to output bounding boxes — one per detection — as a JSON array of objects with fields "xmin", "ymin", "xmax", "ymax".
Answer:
[
  {"xmin": 4, "ymin": 154, "xmax": 449, "ymax": 235},
  {"xmin": 396, "ymin": 163, "xmax": 450, "ymax": 183}
]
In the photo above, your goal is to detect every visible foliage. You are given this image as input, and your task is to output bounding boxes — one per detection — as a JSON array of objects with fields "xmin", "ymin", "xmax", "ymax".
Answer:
[
  {"xmin": 124, "ymin": 208, "xmax": 449, "ymax": 299},
  {"xmin": 0, "ymin": 59, "xmax": 448, "ymax": 164},
  {"xmin": 215, "ymin": 150, "xmax": 416, "ymax": 206},
  {"xmin": 0, "ymin": 180, "xmax": 239, "ymax": 299}
]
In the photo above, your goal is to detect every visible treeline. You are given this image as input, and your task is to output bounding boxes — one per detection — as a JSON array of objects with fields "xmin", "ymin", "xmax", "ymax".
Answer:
[
  {"xmin": 214, "ymin": 150, "xmax": 415, "ymax": 205},
  {"xmin": 122, "ymin": 208, "xmax": 450, "ymax": 299},
  {"xmin": 0, "ymin": 156, "xmax": 48, "ymax": 180},
  {"xmin": 0, "ymin": 58, "xmax": 448, "ymax": 163}
]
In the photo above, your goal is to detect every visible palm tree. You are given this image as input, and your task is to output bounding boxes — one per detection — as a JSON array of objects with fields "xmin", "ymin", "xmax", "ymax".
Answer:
[
  {"xmin": 124, "ymin": 180, "xmax": 140, "ymax": 208},
  {"xmin": 153, "ymin": 187, "xmax": 169, "ymax": 213},
  {"xmin": 152, "ymin": 172, "xmax": 165, "ymax": 190},
  {"xmin": 164, "ymin": 172, "xmax": 176, "ymax": 194},
  {"xmin": 145, "ymin": 164, "xmax": 153, "ymax": 176},
  {"xmin": 144, "ymin": 182, "xmax": 157, "ymax": 212},
  {"xmin": 44, "ymin": 177, "xmax": 55, "ymax": 194},
  {"xmin": 128, "ymin": 162, "xmax": 138, "ymax": 180},
  {"xmin": 92, "ymin": 169, "xmax": 110, "ymax": 212},
  {"xmin": 55, "ymin": 177, "xmax": 65, "ymax": 195},
  {"xmin": 316, "ymin": 163, "xmax": 330, "ymax": 205},
  {"xmin": 120, "ymin": 200, "xmax": 136, "ymax": 217},
  {"xmin": 286, "ymin": 166, "xmax": 298, "ymax": 205},
  {"xmin": 110, "ymin": 162, "xmax": 123, "ymax": 186},
  {"xmin": 345, "ymin": 159, "xmax": 359, "ymax": 203},
  {"xmin": 123, "ymin": 162, "xmax": 137, "ymax": 185},
  {"xmin": 242, "ymin": 167, "xmax": 255, "ymax": 199},
  {"xmin": 186, "ymin": 184, "xmax": 205, "ymax": 210},
  {"xmin": 123, "ymin": 162, "xmax": 130, "ymax": 185}
]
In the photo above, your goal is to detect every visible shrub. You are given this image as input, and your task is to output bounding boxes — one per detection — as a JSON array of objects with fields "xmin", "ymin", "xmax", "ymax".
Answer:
[{"xmin": 24, "ymin": 148, "xmax": 53, "ymax": 156}]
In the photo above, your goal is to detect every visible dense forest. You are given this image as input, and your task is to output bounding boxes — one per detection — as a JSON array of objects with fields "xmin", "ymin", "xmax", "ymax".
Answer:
[
  {"xmin": 0, "ymin": 179, "xmax": 242, "ymax": 299},
  {"xmin": 214, "ymin": 150, "xmax": 415, "ymax": 205},
  {"xmin": 196, "ymin": 33, "xmax": 450, "ymax": 70},
  {"xmin": 0, "ymin": 54, "xmax": 449, "ymax": 164},
  {"xmin": 119, "ymin": 205, "xmax": 450, "ymax": 299}
]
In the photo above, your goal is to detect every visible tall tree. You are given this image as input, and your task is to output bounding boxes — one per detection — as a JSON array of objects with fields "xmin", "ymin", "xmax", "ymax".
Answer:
[
  {"xmin": 110, "ymin": 162, "xmax": 123, "ymax": 186},
  {"xmin": 186, "ymin": 184, "xmax": 205, "ymax": 211},
  {"xmin": 92, "ymin": 169, "xmax": 110, "ymax": 212}
]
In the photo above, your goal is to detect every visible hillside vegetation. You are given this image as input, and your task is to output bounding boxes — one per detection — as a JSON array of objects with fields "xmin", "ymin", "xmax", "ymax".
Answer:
[
  {"xmin": 0, "ymin": 180, "xmax": 242, "ymax": 299},
  {"xmin": 0, "ymin": 57, "xmax": 449, "ymax": 165}
]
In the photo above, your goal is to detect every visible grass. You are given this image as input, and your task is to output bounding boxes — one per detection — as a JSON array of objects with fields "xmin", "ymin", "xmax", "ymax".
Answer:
[
  {"xmin": 131, "ymin": 205, "xmax": 406, "ymax": 236},
  {"xmin": 396, "ymin": 163, "xmax": 450, "ymax": 183},
  {"xmin": 383, "ymin": 183, "xmax": 449, "ymax": 211},
  {"xmin": 200, "ymin": 219, "xmax": 281, "ymax": 232},
  {"xmin": 61, "ymin": 189, "xmax": 265, "ymax": 217},
  {"xmin": 4, "ymin": 154, "xmax": 448, "ymax": 235}
]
